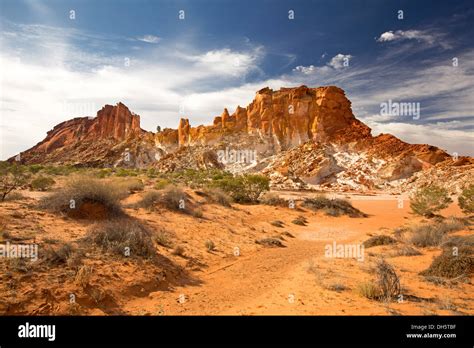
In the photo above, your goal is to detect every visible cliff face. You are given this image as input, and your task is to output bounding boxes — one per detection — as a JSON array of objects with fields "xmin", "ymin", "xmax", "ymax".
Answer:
[
  {"xmin": 166, "ymin": 86, "xmax": 371, "ymax": 150},
  {"xmin": 13, "ymin": 85, "xmax": 469, "ymax": 193}
]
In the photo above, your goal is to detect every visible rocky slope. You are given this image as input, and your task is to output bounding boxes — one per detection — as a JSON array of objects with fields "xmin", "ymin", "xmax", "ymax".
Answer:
[{"xmin": 11, "ymin": 86, "xmax": 472, "ymax": 192}]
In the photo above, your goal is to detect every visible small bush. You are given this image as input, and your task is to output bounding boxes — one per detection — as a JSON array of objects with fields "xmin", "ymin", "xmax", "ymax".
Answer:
[
  {"xmin": 259, "ymin": 192, "xmax": 288, "ymax": 207},
  {"xmin": 374, "ymin": 259, "xmax": 400, "ymax": 301},
  {"xmin": 363, "ymin": 235, "xmax": 397, "ymax": 248},
  {"xmin": 302, "ymin": 196, "xmax": 366, "ymax": 218},
  {"xmin": 292, "ymin": 215, "xmax": 307, "ymax": 226},
  {"xmin": 205, "ymin": 240, "xmax": 215, "ymax": 252},
  {"xmin": 410, "ymin": 219, "xmax": 466, "ymax": 247},
  {"xmin": 30, "ymin": 176, "xmax": 55, "ymax": 191},
  {"xmin": 270, "ymin": 220, "xmax": 284, "ymax": 228},
  {"xmin": 115, "ymin": 178, "xmax": 144, "ymax": 193},
  {"xmin": 203, "ymin": 187, "xmax": 232, "ymax": 207},
  {"xmin": 420, "ymin": 248, "xmax": 473, "ymax": 278},
  {"xmin": 155, "ymin": 178, "xmax": 172, "ymax": 190},
  {"xmin": 155, "ymin": 230, "xmax": 173, "ymax": 248},
  {"xmin": 357, "ymin": 281, "xmax": 380, "ymax": 300},
  {"xmin": 3, "ymin": 191, "xmax": 25, "ymax": 201},
  {"xmin": 458, "ymin": 184, "xmax": 474, "ymax": 215},
  {"xmin": 39, "ymin": 177, "xmax": 126, "ymax": 219},
  {"xmin": 393, "ymin": 245, "xmax": 422, "ymax": 257},
  {"xmin": 210, "ymin": 174, "xmax": 269, "ymax": 203},
  {"xmin": 255, "ymin": 238, "xmax": 285, "ymax": 248},
  {"xmin": 86, "ymin": 218, "xmax": 155, "ymax": 258},
  {"xmin": 0, "ymin": 163, "xmax": 30, "ymax": 202},
  {"xmin": 410, "ymin": 185, "xmax": 452, "ymax": 217},
  {"xmin": 43, "ymin": 243, "xmax": 74, "ymax": 266}
]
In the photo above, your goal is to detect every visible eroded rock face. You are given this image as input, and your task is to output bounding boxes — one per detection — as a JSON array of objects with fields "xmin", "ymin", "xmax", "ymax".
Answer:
[{"xmin": 157, "ymin": 85, "xmax": 371, "ymax": 150}]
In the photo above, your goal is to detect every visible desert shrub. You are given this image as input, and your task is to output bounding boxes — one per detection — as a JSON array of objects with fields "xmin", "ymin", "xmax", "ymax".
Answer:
[
  {"xmin": 420, "ymin": 247, "xmax": 473, "ymax": 278},
  {"xmin": 259, "ymin": 192, "xmax": 288, "ymax": 207},
  {"xmin": 115, "ymin": 168, "xmax": 138, "ymax": 177},
  {"xmin": 255, "ymin": 238, "xmax": 284, "ymax": 248},
  {"xmin": 192, "ymin": 207, "xmax": 204, "ymax": 218},
  {"xmin": 38, "ymin": 177, "xmax": 126, "ymax": 219},
  {"xmin": 30, "ymin": 176, "xmax": 55, "ymax": 191},
  {"xmin": 357, "ymin": 281, "xmax": 380, "ymax": 300},
  {"xmin": 27, "ymin": 164, "xmax": 44, "ymax": 174},
  {"xmin": 0, "ymin": 162, "xmax": 30, "ymax": 202},
  {"xmin": 43, "ymin": 165, "xmax": 78, "ymax": 176},
  {"xmin": 115, "ymin": 178, "xmax": 144, "ymax": 193},
  {"xmin": 154, "ymin": 230, "xmax": 173, "ymax": 248},
  {"xmin": 410, "ymin": 219, "xmax": 466, "ymax": 247},
  {"xmin": 410, "ymin": 185, "xmax": 452, "ymax": 217},
  {"xmin": 363, "ymin": 235, "xmax": 397, "ymax": 248},
  {"xmin": 159, "ymin": 186, "xmax": 187, "ymax": 211},
  {"xmin": 292, "ymin": 215, "xmax": 307, "ymax": 226},
  {"xmin": 393, "ymin": 245, "xmax": 422, "ymax": 257},
  {"xmin": 134, "ymin": 190, "xmax": 161, "ymax": 210},
  {"xmin": 155, "ymin": 178, "xmax": 172, "ymax": 190},
  {"xmin": 75, "ymin": 265, "xmax": 93, "ymax": 288},
  {"xmin": 458, "ymin": 184, "xmax": 474, "ymax": 215},
  {"xmin": 43, "ymin": 242, "xmax": 74, "ymax": 266},
  {"xmin": 374, "ymin": 259, "xmax": 400, "ymax": 301},
  {"xmin": 270, "ymin": 220, "xmax": 284, "ymax": 228},
  {"xmin": 3, "ymin": 191, "xmax": 25, "ymax": 201},
  {"xmin": 326, "ymin": 283, "xmax": 349, "ymax": 292},
  {"xmin": 210, "ymin": 174, "xmax": 269, "ymax": 203},
  {"xmin": 302, "ymin": 195, "xmax": 366, "ymax": 218},
  {"xmin": 202, "ymin": 187, "xmax": 232, "ymax": 207},
  {"xmin": 95, "ymin": 168, "xmax": 113, "ymax": 178},
  {"xmin": 205, "ymin": 240, "xmax": 215, "ymax": 252},
  {"xmin": 86, "ymin": 218, "xmax": 155, "ymax": 258}
]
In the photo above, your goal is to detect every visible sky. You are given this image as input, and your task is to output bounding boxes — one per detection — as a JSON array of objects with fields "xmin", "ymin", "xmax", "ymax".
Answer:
[{"xmin": 0, "ymin": 0, "xmax": 473, "ymax": 159}]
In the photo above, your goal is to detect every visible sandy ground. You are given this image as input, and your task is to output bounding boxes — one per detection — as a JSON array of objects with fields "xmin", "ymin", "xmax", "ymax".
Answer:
[{"xmin": 0, "ymin": 187, "xmax": 472, "ymax": 316}]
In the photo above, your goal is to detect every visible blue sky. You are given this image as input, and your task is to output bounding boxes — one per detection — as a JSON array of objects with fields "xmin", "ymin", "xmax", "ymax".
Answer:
[{"xmin": 0, "ymin": 0, "xmax": 473, "ymax": 158}]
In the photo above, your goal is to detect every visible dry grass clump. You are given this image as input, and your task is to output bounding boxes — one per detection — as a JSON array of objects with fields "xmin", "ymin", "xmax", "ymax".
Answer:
[
  {"xmin": 392, "ymin": 245, "xmax": 422, "ymax": 257},
  {"xmin": 270, "ymin": 220, "xmax": 284, "ymax": 228},
  {"xmin": 255, "ymin": 238, "xmax": 285, "ymax": 248},
  {"xmin": 134, "ymin": 186, "xmax": 195, "ymax": 214},
  {"xmin": 38, "ymin": 177, "xmax": 126, "ymax": 219},
  {"xmin": 363, "ymin": 235, "xmax": 397, "ymax": 248},
  {"xmin": 292, "ymin": 215, "xmax": 308, "ymax": 226},
  {"xmin": 154, "ymin": 230, "xmax": 173, "ymax": 248},
  {"xmin": 357, "ymin": 259, "xmax": 400, "ymax": 301},
  {"xmin": 259, "ymin": 192, "xmax": 288, "ymax": 207},
  {"xmin": 113, "ymin": 177, "xmax": 144, "ymax": 193},
  {"xmin": 202, "ymin": 187, "xmax": 232, "ymax": 207},
  {"xmin": 420, "ymin": 246, "xmax": 473, "ymax": 279},
  {"xmin": 302, "ymin": 195, "xmax": 367, "ymax": 218},
  {"xmin": 205, "ymin": 240, "xmax": 215, "ymax": 252},
  {"xmin": 409, "ymin": 218, "xmax": 467, "ymax": 247},
  {"xmin": 86, "ymin": 218, "xmax": 155, "ymax": 258},
  {"xmin": 42, "ymin": 242, "xmax": 75, "ymax": 266}
]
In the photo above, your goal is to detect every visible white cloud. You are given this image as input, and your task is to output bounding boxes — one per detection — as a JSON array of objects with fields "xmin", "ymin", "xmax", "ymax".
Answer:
[
  {"xmin": 375, "ymin": 29, "xmax": 449, "ymax": 48},
  {"xmin": 136, "ymin": 35, "xmax": 161, "ymax": 44},
  {"xmin": 293, "ymin": 53, "xmax": 352, "ymax": 75}
]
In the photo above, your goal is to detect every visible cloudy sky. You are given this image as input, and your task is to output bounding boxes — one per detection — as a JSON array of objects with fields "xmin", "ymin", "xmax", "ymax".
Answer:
[{"xmin": 0, "ymin": 0, "xmax": 473, "ymax": 159}]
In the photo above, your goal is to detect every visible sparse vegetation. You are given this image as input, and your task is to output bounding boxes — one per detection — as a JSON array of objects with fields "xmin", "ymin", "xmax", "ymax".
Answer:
[
  {"xmin": 172, "ymin": 245, "xmax": 185, "ymax": 256},
  {"xmin": 374, "ymin": 259, "xmax": 400, "ymax": 301},
  {"xmin": 270, "ymin": 220, "xmax": 284, "ymax": 228},
  {"xmin": 86, "ymin": 218, "xmax": 155, "ymax": 258},
  {"xmin": 0, "ymin": 162, "xmax": 29, "ymax": 202},
  {"xmin": 155, "ymin": 178, "xmax": 172, "ymax": 190},
  {"xmin": 259, "ymin": 192, "xmax": 288, "ymax": 207},
  {"xmin": 363, "ymin": 235, "xmax": 397, "ymax": 248},
  {"xmin": 292, "ymin": 215, "xmax": 307, "ymax": 226},
  {"xmin": 209, "ymin": 174, "xmax": 269, "ymax": 203},
  {"xmin": 30, "ymin": 176, "xmax": 55, "ymax": 191},
  {"xmin": 154, "ymin": 230, "xmax": 173, "ymax": 248},
  {"xmin": 42, "ymin": 242, "xmax": 74, "ymax": 266},
  {"xmin": 420, "ymin": 247, "xmax": 473, "ymax": 279},
  {"xmin": 205, "ymin": 240, "xmax": 215, "ymax": 252},
  {"xmin": 409, "ymin": 218, "xmax": 466, "ymax": 247},
  {"xmin": 458, "ymin": 184, "xmax": 474, "ymax": 215},
  {"xmin": 393, "ymin": 245, "xmax": 422, "ymax": 257},
  {"xmin": 357, "ymin": 281, "xmax": 380, "ymax": 300},
  {"xmin": 255, "ymin": 238, "xmax": 284, "ymax": 247},
  {"xmin": 302, "ymin": 195, "xmax": 367, "ymax": 218},
  {"xmin": 410, "ymin": 185, "xmax": 452, "ymax": 217},
  {"xmin": 39, "ymin": 177, "xmax": 126, "ymax": 219},
  {"xmin": 202, "ymin": 187, "xmax": 232, "ymax": 207}
]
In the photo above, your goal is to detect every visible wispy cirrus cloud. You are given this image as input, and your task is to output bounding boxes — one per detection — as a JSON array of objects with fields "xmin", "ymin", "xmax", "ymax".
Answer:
[{"xmin": 136, "ymin": 35, "xmax": 161, "ymax": 44}]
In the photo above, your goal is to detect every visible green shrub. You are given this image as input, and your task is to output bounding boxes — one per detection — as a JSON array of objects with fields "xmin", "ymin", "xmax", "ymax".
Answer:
[
  {"xmin": 27, "ymin": 164, "xmax": 44, "ymax": 174},
  {"xmin": 155, "ymin": 178, "xmax": 172, "ymax": 190},
  {"xmin": 458, "ymin": 184, "xmax": 474, "ymax": 215},
  {"xmin": 30, "ymin": 176, "xmax": 55, "ymax": 191},
  {"xmin": 210, "ymin": 174, "xmax": 269, "ymax": 203},
  {"xmin": 410, "ymin": 185, "xmax": 452, "ymax": 217},
  {"xmin": 0, "ymin": 162, "xmax": 30, "ymax": 201}
]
